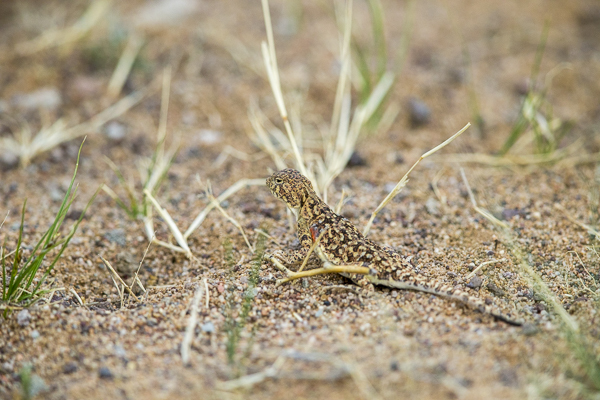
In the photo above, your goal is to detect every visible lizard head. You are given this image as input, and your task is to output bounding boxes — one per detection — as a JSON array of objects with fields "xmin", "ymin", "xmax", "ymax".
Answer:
[{"xmin": 266, "ymin": 169, "xmax": 315, "ymax": 209}]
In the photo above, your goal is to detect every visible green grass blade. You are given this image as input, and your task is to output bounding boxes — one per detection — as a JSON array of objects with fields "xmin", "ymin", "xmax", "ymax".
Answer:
[{"xmin": 7, "ymin": 200, "xmax": 26, "ymax": 295}]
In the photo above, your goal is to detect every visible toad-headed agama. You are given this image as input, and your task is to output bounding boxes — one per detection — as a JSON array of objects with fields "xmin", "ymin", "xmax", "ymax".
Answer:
[{"xmin": 264, "ymin": 168, "xmax": 521, "ymax": 326}]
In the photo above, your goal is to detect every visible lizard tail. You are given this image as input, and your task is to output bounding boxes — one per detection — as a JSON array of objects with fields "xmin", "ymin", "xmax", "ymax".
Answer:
[{"xmin": 369, "ymin": 272, "xmax": 522, "ymax": 326}]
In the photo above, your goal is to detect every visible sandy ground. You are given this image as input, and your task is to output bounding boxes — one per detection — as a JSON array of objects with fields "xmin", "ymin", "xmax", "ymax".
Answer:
[{"xmin": 1, "ymin": 0, "xmax": 600, "ymax": 399}]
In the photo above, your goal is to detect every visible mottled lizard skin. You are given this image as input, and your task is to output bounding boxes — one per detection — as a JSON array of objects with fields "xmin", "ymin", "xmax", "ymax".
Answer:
[{"xmin": 265, "ymin": 168, "xmax": 521, "ymax": 326}]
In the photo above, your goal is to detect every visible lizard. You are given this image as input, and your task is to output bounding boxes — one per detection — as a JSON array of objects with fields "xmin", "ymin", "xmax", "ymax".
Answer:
[{"xmin": 264, "ymin": 168, "xmax": 522, "ymax": 326}]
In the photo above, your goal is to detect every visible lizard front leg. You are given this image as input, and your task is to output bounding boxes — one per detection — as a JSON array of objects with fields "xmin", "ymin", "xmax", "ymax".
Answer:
[{"xmin": 265, "ymin": 217, "xmax": 314, "ymax": 272}]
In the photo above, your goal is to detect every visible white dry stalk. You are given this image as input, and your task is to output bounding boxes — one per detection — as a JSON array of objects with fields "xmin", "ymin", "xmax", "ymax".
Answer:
[
  {"xmin": 465, "ymin": 258, "xmax": 506, "ymax": 280},
  {"xmin": 181, "ymin": 279, "xmax": 206, "ymax": 365},
  {"xmin": 69, "ymin": 288, "xmax": 85, "ymax": 306},
  {"xmin": 144, "ymin": 189, "xmax": 191, "ymax": 257},
  {"xmin": 260, "ymin": 0, "xmax": 308, "ymax": 178},
  {"xmin": 0, "ymin": 85, "xmax": 149, "ymax": 167},
  {"xmin": 184, "ymin": 178, "xmax": 265, "ymax": 240},
  {"xmin": 107, "ymin": 33, "xmax": 145, "ymax": 98},
  {"xmin": 362, "ymin": 123, "xmax": 470, "ymax": 237},
  {"xmin": 16, "ymin": 0, "xmax": 113, "ymax": 55},
  {"xmin": 254, "ymin": 0, "xmax": 394, "ymax": 202},
  {"xmin": 208, "ymin": 196, "xmax": 253, "ymax": 252},
  {"xmin": 99, "ymin": 255, "xmax": 139, "ymax": 302}
]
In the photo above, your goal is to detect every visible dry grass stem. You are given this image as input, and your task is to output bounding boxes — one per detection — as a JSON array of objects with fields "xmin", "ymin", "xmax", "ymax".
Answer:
[
  {"xmin": 69, "ymin": 288, "xmax": 85, "ymax": 306},
  {"xmin": 16, "ymin": 0, "xmax": 113, "ymax": 55},
  {"xmin": 143, "ymin": 189, "xmax": 191, "ymax": 257},
  {"xmin": 218, "ymin": 352, "xmax": 287, "ymax": 391},
  {"xmin": 465, "ymin": 258, "xmax": 506, "ymax": 280},
  {"xmin": 459, "ymin": 168, "xmax": 510, "ymax": 229},
  {"xmin": 99, "ymin": 255, "xmax": 139, "ymax": 302},
  {"xmin": 363, "ymin": 123, "xmax": 470, "ymax": 236},
  {"xmin": 1, "ymin": 86, "xmax": 150, "ymax": 167},
  {"xmin": 209, "ymin": 195, "xmax": 253, "ymax": 252},
  {"xmin": 107, "ymin": 33, "xmax": 145, "ymax": 98},
  {"xmin": 555, "ymin": 204, "xmax": 600, "ymax": 238},
  {"xmin": 181, "ymin": 279, "xmax": 206, "ymax": 365},
  {"xmin": 184, "ymin": 179, "xmax": 265, "ymax": 240}
]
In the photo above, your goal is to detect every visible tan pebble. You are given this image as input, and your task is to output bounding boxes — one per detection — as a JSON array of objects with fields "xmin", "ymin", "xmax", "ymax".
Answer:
[{"xmin": 217, "ymin": 283, "xmax": 224, "ymax": 293}]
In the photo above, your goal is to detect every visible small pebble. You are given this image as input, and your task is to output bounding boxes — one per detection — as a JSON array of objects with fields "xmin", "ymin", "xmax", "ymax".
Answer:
[
  {"xmin": 63, "ymin": 362, "xmax": 78, "ymax": 374},
  {"xmin": 201, "ymin": 322, "xmax": 215, "ymax": 333},
  {"xmin": 104, "ymin": 229, "xmax": 126, "ymax": 246},
  {"xmin": 466, "ymin": 276, "xmax": 483, "ymax": 289},
  {"xmin": 104, "ymin": 121, "xmax": 127, "ymax": 142},
  {"xmin": 30, "ymin": 330, "xmax": 40, "ymax": 339},
  {"xmin": 0, "ymin": 151, "xmax": 18, "ymax": 171},
  {"xmin": 17, "ymin": 309, "xmax": 31, "ymax": 327},
  {"xmin": 347, "ymin": 151, "xmax": 367, "ymax": 167},
  {"xmin": 407, "ymin": 97, "xmax": 431, "ymax": 127},
  {"xmin": 315, "ymin": 309, "xmax": 324, "ymax": 318},
  {"xmin": 99, "ymin": 367, "xmax": 114, "ymax": 380}
]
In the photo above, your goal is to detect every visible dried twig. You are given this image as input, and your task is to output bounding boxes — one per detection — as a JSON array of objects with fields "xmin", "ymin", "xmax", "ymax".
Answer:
[
  {"xmin": 181, "ymin": 279, "xmax": 206, "ymax": 365},
  {"xmin": 363, "ymin": 123, "xmax": 470, "ymax": 236}
]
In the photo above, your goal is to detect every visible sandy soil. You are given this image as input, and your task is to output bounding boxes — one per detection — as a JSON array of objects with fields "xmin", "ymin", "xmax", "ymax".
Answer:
[{"xmin": 1, "ymin": 0, "xmax": 600, "ymax": 399}]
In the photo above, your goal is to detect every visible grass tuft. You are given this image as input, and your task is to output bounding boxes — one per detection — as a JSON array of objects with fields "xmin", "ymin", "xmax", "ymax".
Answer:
[
  {"xmin": 224, "ymin": 233, "xmax": 266, "ymax": 375},
  {"xmin": 1, "ymin": 140, "xmax": 98, "ymax": 315}
]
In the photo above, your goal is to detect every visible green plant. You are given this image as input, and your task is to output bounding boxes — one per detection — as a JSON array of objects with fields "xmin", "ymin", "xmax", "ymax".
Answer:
[
  {"xmin": 1, "ymin": 141, "xmax": 97, "ymax": 315},
  {"xmin": 500, "ymin": 22, "xmax": 572, "ymax": 156},
  {"xmin": 224, "ymin": 234, "xmax": 266, "ymax": 373}
]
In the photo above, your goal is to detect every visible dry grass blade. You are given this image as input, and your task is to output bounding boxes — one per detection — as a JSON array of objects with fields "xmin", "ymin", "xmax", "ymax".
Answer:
[
  {"xmin": 459, "ymin": 168, "xmax": 509, "ymax": 229},
  {"xmin": 107, "ymin": 33, "xmax": 145, "ymax": 98},
  {"xmin": 363, "ymin": 123, "xmax": 470, "ymax": 236},
  {"xmin": 16, "ymin": 0, "xmax": 113, "ymax": 55},
  {"xmin": 69, "ymin": 288, "xmax": 85, "ymax": 306},
  {"xmin": 555, "ymin": 203, "xmax": 600, "ymax": 238},
  {"xmin": 144, "ymin": 189, "xmax": 191, "ymax": 257},
  {"xmin": 465, "ymin": 258, "xmax": 506, "ymax": 280},
  {"xmin": 0, "ymin": 85, "xmax": 150, "ymax": 167},
  {"xmin": 218, "ymin": 353, "xmax": 287, "ymax": 391},
  {"xmin": 98, "ymin": 255, "xmax": 139, "ymax": 302},
  {"xmin": 181, "ymin": 279, "xmax": 206, "ymax": 365},
  {"xmin": 260, "ymin": 0, "xmax": 308, "ymax": 177},
  {"xmin": 184, "ymin": 178, "xmax": 265, "ymax": 240},
  {"xmin": 209, "ymin": 195, "xmax": 253, "ymax": 252}
]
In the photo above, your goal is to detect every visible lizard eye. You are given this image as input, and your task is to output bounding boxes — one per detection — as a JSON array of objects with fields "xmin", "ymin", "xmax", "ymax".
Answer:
[{"xmin": 275, "ymin": 178, "xmax": 283, "ymax": 184}]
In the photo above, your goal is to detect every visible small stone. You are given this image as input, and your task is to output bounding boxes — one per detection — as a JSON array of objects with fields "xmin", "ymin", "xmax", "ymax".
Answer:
[
  {"xmin": 261, "ymin": 308, "xmax": 269, "ymax": 317},
  {"xmin": 30, "ymin": 330, "xmax": 40, "ymax": 339},
  {"xmin": 104, "ymin": 229, "xmax": 126, "ymax": 246},
  {"xmin": 347, "ymin": 151, "xmax": 367, "ymax": 167},
  {"xmin": 197, "ymin": 129, "xmax": 222, "ymax": 146},
  {"xmin": 63, "ymin": 362, "xmax": 78, "ymax": 374},
  {"xmin": 201, "ymin": 321, "xmax": 215, "ymax": 333},
  {"xmin": 425, "ymin": 197, "xmax": 440, "ymax": 216},
  {"xmin": 0, "ymin": 151, "xmax": 18, "ymax": 171},
  {"xmin": 99, "ymin": 366, "xmax": 114, "ymax": 380},
  {"xmin": 217, "ymin": 283, "xmax": 225, "ymax": 293},
  {"xmin": 466, "ymin": 276, "xmax": 483, "ymax": 289},
  {"xmin": 114, "ymin": 344, "xmax": 126, "ymax": 358},
  {"xmin": 407, "ymin": 97, "xmax": 431, "ymax": 127},
  {"xmin": 17, "ymin": 309, "xmax": 31, "ymax": 327},
  {"xmin": 390, "ymin": 361, "xmax": 400, "ymax": 371},
  {"xmin": 301, "ymin": 278, "xmax": 309, "ymax": 288},
  {"xmin": 104, "ymin": 121, "xmax": 127, "ymax": 142},
  {"xmin": 315, "ymin": 309, "xmax": 324, "ymax": 318},
  {"xmin": 486, "ymin": 283, "xmax": 505, "ymax": 297}
]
